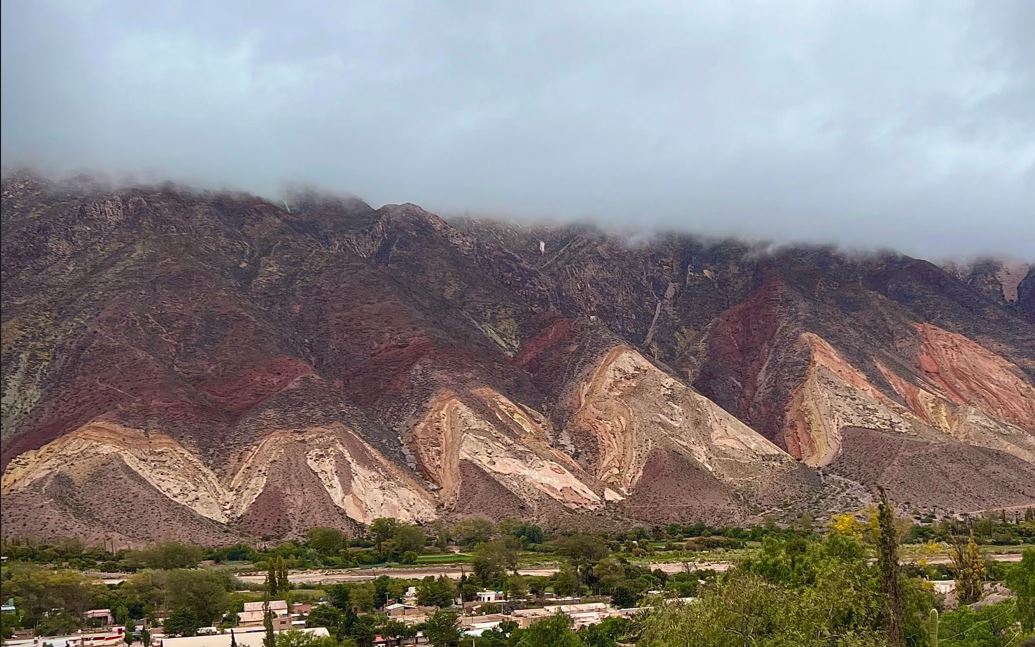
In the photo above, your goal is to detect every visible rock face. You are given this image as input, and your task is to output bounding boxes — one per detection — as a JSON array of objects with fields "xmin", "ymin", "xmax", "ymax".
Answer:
[
  {"xmin": 2, "ymin": 172, "xmax": 1034, "ymax": 543},
  {"xmin": 944, "ymin": 259, "xmax": 1034, "ymax": 322}
]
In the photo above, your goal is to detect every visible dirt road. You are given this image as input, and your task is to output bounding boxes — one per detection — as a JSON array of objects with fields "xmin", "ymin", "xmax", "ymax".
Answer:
[
  {"xmin": 236, "ymin": 564, "xmax": 561, "ymax": 585},
  {"xmin": 94, "ymin": 551, "xmax": 1025, "ymax": 587}
]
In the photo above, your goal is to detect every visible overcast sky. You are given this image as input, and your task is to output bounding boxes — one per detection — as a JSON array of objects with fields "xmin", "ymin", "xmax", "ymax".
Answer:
[{"xmin": 2, "ymin": 1, "xmax": 1033, "ymax": 258}]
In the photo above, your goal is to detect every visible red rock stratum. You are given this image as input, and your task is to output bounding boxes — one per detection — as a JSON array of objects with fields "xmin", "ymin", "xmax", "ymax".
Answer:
[{"xmin": 2, "ymin": 173, "xmax": 1034, "ymax": 543}]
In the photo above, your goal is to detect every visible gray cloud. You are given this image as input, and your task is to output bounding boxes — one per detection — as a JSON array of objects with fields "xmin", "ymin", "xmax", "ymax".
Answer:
[{"xmin": 2, "ymin": 0, "xmax": 1033, "ymax": 258}]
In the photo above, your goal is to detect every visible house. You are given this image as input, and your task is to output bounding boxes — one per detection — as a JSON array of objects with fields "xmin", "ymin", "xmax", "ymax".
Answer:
[
  {"xmin": 237, "ymin": 601, "xmax": 290, "ymax": 628},
  {"xmin": 372, "ymin": 634, "xmax": 428, "ymax": 646},
  {"xmin": 242, "ymin": 601, "xmax": 289, "ymax": 614},
  {"xmin": 1, "ymin": 598, "xmax": 16, "ymax": 615},
  {"xmin": 475, "ymin": 590, "xmax": 503, "ymax": 603},
  {"xmin": 459, "ymin": 613, "xmax": 510, "ymax": 637},
  {"xmin": 83, "ymin": 609, "xmax": 115, "ymax": 625},
  {"xmin": 511, "ymin": 603, "xmax": 615, "ymax": 629},
  {"xmin": 384, "ymin": 603, "xmax": 435, "ymax": 624},
  {"xmin": 289, "ymin": 603, "xmax": 313, "ymax": 617},
  {"xmin": 161, "ymin": 627, "xmax": 329, "ymax": 647},
  {"xmin": 5, "ymin": 630, "xmax": 126, "ymax": 647}
]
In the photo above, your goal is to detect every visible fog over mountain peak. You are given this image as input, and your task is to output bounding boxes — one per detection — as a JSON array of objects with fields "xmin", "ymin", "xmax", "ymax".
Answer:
[{"xmin": 3, "ymin": 1, "xmax": 1034, "ymax": 258}]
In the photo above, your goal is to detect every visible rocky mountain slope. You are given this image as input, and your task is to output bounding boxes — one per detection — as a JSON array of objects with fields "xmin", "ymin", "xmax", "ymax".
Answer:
[{"xmin": 2, "ymin": 172, "xmax": 1034, "ymax": 544}]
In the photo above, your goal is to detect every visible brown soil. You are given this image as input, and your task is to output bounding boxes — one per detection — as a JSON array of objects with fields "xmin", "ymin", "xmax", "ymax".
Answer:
[
  {"xmin": 451, "ymin": 460, "xmax": 531, "ymax": 519},
  {"xmin": 0, "ymin": 457, "xmax": 243, "ymax": 547},
  {"xmin": 620, "ymin": 449, "xmax": 745, "ymax": 524},
  {"xmin": 828, "ymin": 427, "xmax": 1035, "ymax": 513}
]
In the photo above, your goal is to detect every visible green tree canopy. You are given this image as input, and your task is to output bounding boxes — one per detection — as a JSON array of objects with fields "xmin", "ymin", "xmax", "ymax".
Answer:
[
  {"xmin": 472, "ymin": 539, "xmax": 517, "ymax": 588},
  {"xmin": 453, "ymin": 518, "xmax": 495, "ymax": 548},
  {"xmin": 4, "ymin": 565, "xmax": 105, "ymax": 620},
  {"xmin": 423, "ymin": 608, "xmax": 461, "ymax": 647},
  {"xmin": 164, "ymin": 569, "xmax": 232, "ymax": 625},
  {"xmin": 416, "ymin": 576, "xmax": 455, "ymax": 608},
  {"xmin": 1007, "ymin": 547, "xmax": 1035, "ymax": 633},
  {"xmin": 392, "ymin": 524, "xmax": 426, "ymax": 557},
  {"xmin": 369, "ymin": 518, "xmax": 400, "ymax": 555},
  {"xmin": 163, "ymin": 608, "xmax": 202, "ymax": 637},
  {"xmin": 274, "ymin": 630, "xmax": 337, "ymax": 647},
  {"xmin": 132, "ymin": 542, "xmax": 203, "ymax": 570},
  {"xmin": 306, "ymin": 528, "xmax": 345, "ymax": 556}
]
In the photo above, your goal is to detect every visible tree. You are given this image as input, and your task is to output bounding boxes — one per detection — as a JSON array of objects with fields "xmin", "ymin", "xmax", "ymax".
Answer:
[
  {"xmin": 515, "ymin": 613, "xmax": 585, "ymax": 647},
  {"xmin": 262, "ymin": 599, "xmax": 276, "ymax": 647},
  {"xmin": 276, "ymin": 556, "xmax": 291, "ymax": 594},
  {"xmin": 305, "ymin": 605, "xmax": 345, "ymax": 635},
  {"xmin": 124, "ymin": 618, "xmax": 135, "ymax": 646},
  {"xmin": 452, "ymin": 517, "xmax": 495, "ymax": 547},
  {"xmin": 938, "ymin": 600, "xmax": 1017, "ymax": 647},
  {"xmin": 1007, "ymin": 547, "xmax": 1035, "ymax": 632},
  {"xmin": 592, "ymin": 559, "xmax": 626, "ymax": 595},
  {"xmin": 416, "ymin": 576, "xmax": 455, "ymax": 608},
  {"xmin": 831, "ymin": 513, "xmax": 862, "ymax": 537},
  {"xmin": 5, "ymin": 566, "xmax": 105, "ymax": 620},
  {"xmin": 556, "ymin": 534, "xmax": 609, "ymax": 590},
  {"xmin": 349, "ymin": 583, "xmax": 376, "ymax": 613},
  {"xmin": 510, "ymin": 522, "xmax": 544, "ymax": 548},
  {"xmin": 274, "ymin": 630, "xmax": 337, "ymax": 647},
  {"xmin": 163, "ymin": 608, "xmax": 201, "ymax": 637},
  {"xmin": 373, "ymin": 575, "xmax": 393, "ymax": 609},
  {"xmin": 423, "ymin": 608, "xmax": 461, "ymax": 647},
  {"xmin": 327, "ymin": 584, "xmax": 352, "ymax": 611},
  {"xmin": 230, "ymin": 630, "xmax": 238, "ymax": 647},
  {"xmin": 307, "ymin": 527, "xmax": 345, "ymax": 556},
  {"xmin": 950, "ymin": 531, "xmax": 986, "ymax": 605},
  {"xmin": 114, "ymin": 604, "xmax": 130, "ymax": 626},
  {"xmin": 578, "ymin": 617, "xmax": 630, "ymax": 647},
  {"xmin": 609, "ymin": 582, "xmax": 641, "ymax": 609},
  {"xmin": 504, "ymin": 575, "xmax": 528, "ymax": 600},
  {"xmin": 164, "ymin": 569, "xmax": 231, "ymax": 625},
  {"xmin": 369, "ymin": 518, "xmax": 400, "ymax": 556},
  {"xmin": 140, "ymin": 629, "xmax": 151, "ymax": 647},
  {"xmin": 393, "ymin": 524, "xmax": 426, "ymax": 557},
  {"xmin": 877, "ymin": 488, "xmax": 905, "ymax": 647},
  {"xmin": 458, "ymin": 574, "xmax": 479, "ymax": 603},
  {"xmin": 553, "ymin": 564, "xmax": 580, "ymax": 597},
  {"xmin": 39, "ymin": 611, "xmax": 82, "ymax": 636},
  {"xmin": 267, "ymin": 562, "xmax": 279, "ymax": 597},
  {"xmin": 431, "ymin": 520, "xmax": 451, "ymax": 551},
  {"xmin": 132, "ymin": 542, "xmax": 203, "ymax": 570},
  {"xmin": 347, "ymin": 614, "xmax": 377, "ymax": 647},
  {"xmin": 472, "ymin": 539, "xmax": 516, "ymax": 588}
]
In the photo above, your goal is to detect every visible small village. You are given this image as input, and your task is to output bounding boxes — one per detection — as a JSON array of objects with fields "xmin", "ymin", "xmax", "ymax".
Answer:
[
  {"xmin": 1, "ymin": 585, "xmax": 698, "ymax": 647},
  {"xmin": 2, "ymin": 509, "xmax": 1034, "ymax": 646}
]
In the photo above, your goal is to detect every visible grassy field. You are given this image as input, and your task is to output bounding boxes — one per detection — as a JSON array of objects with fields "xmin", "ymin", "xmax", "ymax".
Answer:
[{"xmin": 413, "ymin": 552, "xmax": 472, "ymax": 564}]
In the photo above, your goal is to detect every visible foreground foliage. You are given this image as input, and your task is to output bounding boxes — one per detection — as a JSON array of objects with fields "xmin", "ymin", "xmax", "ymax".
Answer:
[{"xmin": 2, "ymin": 516, "xmax": 1033, "ymax": 645}]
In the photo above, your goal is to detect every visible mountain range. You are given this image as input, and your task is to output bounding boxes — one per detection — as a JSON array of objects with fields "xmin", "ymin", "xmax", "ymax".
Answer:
[{"xmin": 2, "ymin": 172, "xmax": 1034, "ymax": 545}]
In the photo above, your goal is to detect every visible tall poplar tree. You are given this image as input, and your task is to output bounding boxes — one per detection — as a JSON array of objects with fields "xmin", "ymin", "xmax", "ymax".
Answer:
[
  {"xmin": 950, "ymin": 530, "xmax": 986, "ymax": 605},
  {"xmin": 877, "ymin": 488, "xmax": 905, "ymax": 647},
  {"xmin": 262, "ymin": 598, "xmax": 275, "ymax": 647}
]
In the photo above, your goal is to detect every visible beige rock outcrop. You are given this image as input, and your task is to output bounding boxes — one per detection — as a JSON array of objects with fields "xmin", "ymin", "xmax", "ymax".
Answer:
[
  {"xmin": 1, "ymin": 421, "xmax": 437, "ymax": 525},
  {"xmin": 568, "ymin": 345, "xmax": 794, "ymax": 493},
  {"xmin": 409, "ymin": 388, "xmax": 602, "ymax": 510}
]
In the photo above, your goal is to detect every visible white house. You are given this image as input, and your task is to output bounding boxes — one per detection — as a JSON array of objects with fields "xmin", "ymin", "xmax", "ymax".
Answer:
[{"xmin": 475, "ymin": 590, "xmax": 503, "ymax": 603}]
